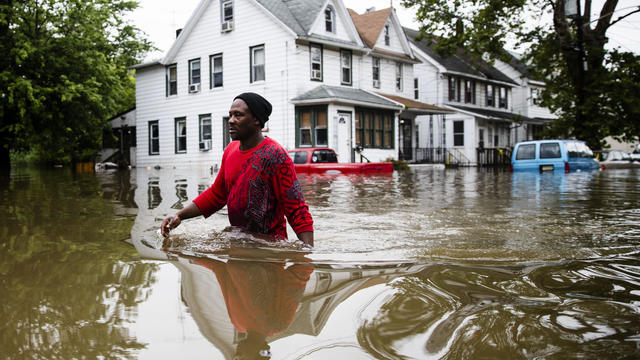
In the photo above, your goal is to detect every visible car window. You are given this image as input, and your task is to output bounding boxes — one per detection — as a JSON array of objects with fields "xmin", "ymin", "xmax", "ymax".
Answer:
[
  {"xmin": 567, "ymin": 141, "xmax": 594, "ymax": 158},
  {"xmin": 540, "ymin": 143, "xmax": 561, "ymax": 159},
  {"xmin": 312, "ymin": 150, "xmax": 337, "ymax": 163},
  {"xmin": 515, "ymin": 144, "xmax": 535, "ymax": 160},
  {"xmin": 291, "ymin": 151, "xmax": 307, "ymax": 164}
]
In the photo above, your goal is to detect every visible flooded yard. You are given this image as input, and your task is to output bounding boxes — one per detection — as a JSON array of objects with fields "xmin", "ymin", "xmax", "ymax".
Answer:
[{"xmin": 1, "ymin": 166, "xmax": 640, "ymax": 359}]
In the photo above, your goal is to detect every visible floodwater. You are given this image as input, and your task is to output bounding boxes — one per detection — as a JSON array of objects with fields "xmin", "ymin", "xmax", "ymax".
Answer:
[{"xmin": 1, "ymin": 166, "xmax": 640, "ymax": 359}]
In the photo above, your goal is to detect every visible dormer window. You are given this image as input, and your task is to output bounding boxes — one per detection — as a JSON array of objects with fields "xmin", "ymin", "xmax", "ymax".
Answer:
[
  {"xmin": 384, "ymin": 24, "xmax": 390, "ymax": 46},
  {"xmin": 325, "ymin": 6, "xmax": 335, "ymax": 33}
]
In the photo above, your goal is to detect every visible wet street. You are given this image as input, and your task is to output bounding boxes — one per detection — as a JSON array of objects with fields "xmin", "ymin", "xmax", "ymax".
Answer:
[{"xmin": 1, "ymin": 166, "xmax": 640, "ymax": 359}]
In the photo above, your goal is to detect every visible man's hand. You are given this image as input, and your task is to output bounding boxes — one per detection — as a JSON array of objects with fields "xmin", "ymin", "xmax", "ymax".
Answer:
[{"xmin": 161, "ymin": 214, "xmax": 181, "ymax": 237}]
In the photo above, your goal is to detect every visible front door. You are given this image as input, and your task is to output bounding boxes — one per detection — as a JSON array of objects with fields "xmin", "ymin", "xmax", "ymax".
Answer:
[
  {"xmin": 336, "ymin": 112, "xmax": 352, "ymax": 163},
  {"xmin": 401, "ymin": 120, "xmax": 412, "ymax": 161}
]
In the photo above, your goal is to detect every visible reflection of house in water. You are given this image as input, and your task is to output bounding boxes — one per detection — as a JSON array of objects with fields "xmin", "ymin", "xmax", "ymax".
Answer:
[{"xmin": 132, "ymin": 237, "xmax": 425, "ymax": 359}]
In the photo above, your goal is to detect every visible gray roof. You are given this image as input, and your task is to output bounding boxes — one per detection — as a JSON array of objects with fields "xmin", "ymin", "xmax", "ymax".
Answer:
[
  {"xmin": 448, "ymin": 105, "xmax": 532, "ymax": 122},
  {"xmin": 291, "ymin": 85, "xmax": 402, "ymax": 109},
  {"xmin": 256, "ymin": 0, "xmax": 323, "ymax": 36},
  {"xmin": 404, "ymin": 28, "xmax": 517, "ymax": 85}
]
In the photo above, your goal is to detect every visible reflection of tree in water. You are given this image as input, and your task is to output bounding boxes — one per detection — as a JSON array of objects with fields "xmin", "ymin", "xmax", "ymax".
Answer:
[{"xmin": 0, "ymin": 168, "xmax": 158, "ymax": 358}]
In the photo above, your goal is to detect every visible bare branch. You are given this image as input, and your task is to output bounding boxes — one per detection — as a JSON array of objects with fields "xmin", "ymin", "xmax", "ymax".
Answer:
[{"xmin": 607, "ymin": 8, "xmax": 640, "ymax": 29}]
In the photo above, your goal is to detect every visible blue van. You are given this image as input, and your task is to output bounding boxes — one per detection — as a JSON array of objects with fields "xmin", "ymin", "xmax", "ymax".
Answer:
[{"xmin": 511, "ymin": 140, "xmax": 600, "ymax": 172}]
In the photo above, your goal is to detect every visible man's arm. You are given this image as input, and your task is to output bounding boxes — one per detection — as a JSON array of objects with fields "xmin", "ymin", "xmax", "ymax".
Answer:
[
  {"xmin": 296, "ymin": 231, "xmax": 314, "ymax": 247},
  {"xmin": 161, "ymin": 202, "xmax": 202, "ymax": 237}
]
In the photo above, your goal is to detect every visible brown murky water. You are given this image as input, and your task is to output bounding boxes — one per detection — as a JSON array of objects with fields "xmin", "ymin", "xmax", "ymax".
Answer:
[{"xmin": 1, "ymin": 166, "xmax": 639, "ymax": 359}]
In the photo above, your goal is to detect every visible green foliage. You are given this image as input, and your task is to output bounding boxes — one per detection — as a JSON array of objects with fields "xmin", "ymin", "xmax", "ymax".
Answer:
[
  {"xmin": 0, "ymin": 0, "xmax": 153, "ymax": 166},
  {"xmin": 402, "ymin": 0, "xmax": 640, "ymax": 149}
]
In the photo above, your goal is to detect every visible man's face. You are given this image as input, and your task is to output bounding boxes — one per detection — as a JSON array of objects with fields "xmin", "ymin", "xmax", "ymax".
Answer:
[{"xmin": 228, "ymin": 99, "xmax": 260, "ymax": 141}]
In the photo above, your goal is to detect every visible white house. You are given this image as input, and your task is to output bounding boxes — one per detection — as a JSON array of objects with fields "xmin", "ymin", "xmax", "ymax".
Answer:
[
  {"xmin": 406, "ymin": 28, "xmax": 527, "ymax": 166},
  {"xmin": 131, "ymin": 0, "xmax": 448, "ymax": 168},
  {"xmin": 493, "ymin": 54, "xmax": 557, "ymax": 144}
]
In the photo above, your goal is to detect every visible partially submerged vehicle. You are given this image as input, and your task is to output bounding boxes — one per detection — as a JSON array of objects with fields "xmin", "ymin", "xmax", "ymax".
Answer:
[
  {"xmin": 511, "ymin": 140, "xmax": 600, "ymax": 172},
  {"xmin": 598, "ymin": 150, "xmax": 640, "ymax": 170},
  {"xmin": 288, "ymin": 148, "xmax": 393, "ymax": 174}
]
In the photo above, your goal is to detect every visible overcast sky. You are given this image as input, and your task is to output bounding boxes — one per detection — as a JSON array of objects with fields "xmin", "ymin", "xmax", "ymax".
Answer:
[{"xmin": 130, "ymin": 0, "xmax": 640, "ymax": 60}]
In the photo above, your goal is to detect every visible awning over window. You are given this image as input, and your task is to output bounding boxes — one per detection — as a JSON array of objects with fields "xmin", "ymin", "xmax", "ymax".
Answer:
[
  {"xmin": 447, "ymin": 105, "xmax": 553, "ymax": 125},
  {"xmin": 291, "ymin": 85, "xmax": 403, "ymax": 111},
  {"xmin": 376, "ymin": 93, "xmax": 453, "ymax": 115}
]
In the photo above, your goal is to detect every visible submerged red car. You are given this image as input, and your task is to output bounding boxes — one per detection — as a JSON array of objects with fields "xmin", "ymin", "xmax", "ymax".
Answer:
[{"xmin": 288, "ymin": 148, "xmax": 393, "ymax": 174}]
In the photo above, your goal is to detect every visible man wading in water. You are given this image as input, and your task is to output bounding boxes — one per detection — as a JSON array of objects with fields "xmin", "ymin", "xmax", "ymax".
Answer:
[{"xmin": 161, "ymin": 92, "xmax": 314, "ymax": 247}]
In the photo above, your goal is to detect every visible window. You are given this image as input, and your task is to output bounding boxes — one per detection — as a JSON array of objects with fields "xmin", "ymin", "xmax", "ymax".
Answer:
[
  {"xmin": 189, "ymin": 58, "xmax": 201, "ymax": 86},
  {"xmin": 384, "ymin": 24, "xmax": 390, "ymax": 46},
  {"xmin": 453, "ymin": 120, "xmax": 464, "ymax": 146},
  {"xmin": 355, "ymin": 108, "xmax": 394, "ymax": 148},
  {"xmin": 221, "ymin": 0, "xmax": 233, "ymax": 22},
  {"xmin": 312, "ymin": 149, "xmax": 337, "ymax": 163},
  {"xmin": 310, "ymin": 44, "xmax": 322, "ymax": 81},
  {"xmin": 395, "ymin": 62, "xmax": 403, "ymax": 91},
  {"xmin": 292, "ymin": 151, "xmax": 308, "ymax": 164},
  {"xmin": 540, "ymin": 142, "xmax": 561, "ymax": 159},
  {"xmin": 340, "ymin": 49, "xmax": 352, "ymax": 85},
  {"xmin": 464, "ymin": 80, "xmax": 476, "ymax": 104},
  {"xmin": 372, "ymin": 57, "xmax": 380, "ymax": 87},
  {"xmin": 448, "ymin": 76, "xmax": 461, "ymax": 101},
  {"xmin": 175, "ymin": 117, "xmax": 187, "ymax": 153},
  {"xmin": 486, "ymin": 84, "xmax": 495, "ymax": 107},
  {"xmin": 148, "ymin": 120, "xmax": 159, "ymax": 155},
  {"xmin": 296, "ymin": 107, "xmax": 327, "ymax": 147},
  {"xmin": 199, "ymin": 114, "xmax": 211, "ymax": 142},
  {"xmin": 414, "ymin": 78, "xmax": 419, "ymax": 99},
  {"xmin": 442, "ymin": 119, "xmax": 446, "ymax": 147},
  {"xmin": 222, "ymin": 116, "xmax": 230, "ymax": 148},
  {"xmin": 250, "ymin": 45, "xmax": 265, "ymax": 82},
  {"xmin": 530, "ymin": 87, "xmax": 541, "ymax": 105},
  {"xmin": 516, "ymin": 144, "xmax": 535, "ymax": 160},
  {"xmin": 210, "ymin": 53, "xmax": 223, "ymax": 88},
  {"xmin": 166, "ymin": 64, "xmax": 177, "ymax": 96},
  {"xmin": 315, "ymin": 110, "xmax": 327, "ymax": 146},
  {"xmin": 325, "ymin": 6, "xmax": 335, "ymax": 33},
  {"xmin": 499, "ymin": 87, "xmax": 508, "ymax": 108}
]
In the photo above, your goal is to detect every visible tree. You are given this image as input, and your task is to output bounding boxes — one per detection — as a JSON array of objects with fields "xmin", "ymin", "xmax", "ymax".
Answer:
[
  {"xmin": 402, "ymin": 0, "xmax": 640, "ymax": 149},
  {"xmin": 0, "ymin": 0, "xmax": 152, "ymax": 169}
]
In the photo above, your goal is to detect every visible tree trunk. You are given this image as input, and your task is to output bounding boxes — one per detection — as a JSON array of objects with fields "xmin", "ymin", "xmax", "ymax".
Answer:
[{"xmin": 0, "ymin": 146, "xmax": 10, "ymax": 172}]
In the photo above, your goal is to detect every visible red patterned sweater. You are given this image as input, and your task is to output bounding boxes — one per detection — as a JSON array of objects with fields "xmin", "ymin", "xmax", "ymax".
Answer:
[{"xmin": 193, "ymin": 137, "xmax": 313, "ymax": 240}]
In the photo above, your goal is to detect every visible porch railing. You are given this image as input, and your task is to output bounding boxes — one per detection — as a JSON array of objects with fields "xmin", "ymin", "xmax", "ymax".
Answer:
[
  {"xmin": 412, "ymin": 147, "xmax": 472, "ymax": 167},
  {"xmin": 476, "ymin": 147, "xmax": 512, "ymax": 167}
]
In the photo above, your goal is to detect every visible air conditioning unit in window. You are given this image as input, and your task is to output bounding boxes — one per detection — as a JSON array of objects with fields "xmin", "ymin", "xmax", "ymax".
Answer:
[
  {"xmin": 199, "ymin": 139, "xmax": 212, "ymax": 151},
  {"xmin": 221, "ymin": 21, "xmax": 234, "ymax": 32},
  {"xmin": 373, "ymin": 79, "xmax": 380, "ymax": 88},
  {"xmin": 311, "ymin": 70, "xmax": 322, "ymax": 79},
  {"xmin": 189, "ymin": 83, "xmax": 200, "ymax": 93}
]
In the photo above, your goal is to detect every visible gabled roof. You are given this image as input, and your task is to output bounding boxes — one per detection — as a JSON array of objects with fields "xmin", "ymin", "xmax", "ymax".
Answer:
[
  {"xmin": 405, "ymin": 27, "xmax": 517, "ymax": 85},
  {"xmin": 347, "ymin": 7, "xmax": 392, "ymax": 48},
  {"xmin": 291, "ymin": 85, "xmax": 403, "ymax": 110},
  {"xmin": 255, "ymin": 0, "xmax": 320, "ymax": 35}
]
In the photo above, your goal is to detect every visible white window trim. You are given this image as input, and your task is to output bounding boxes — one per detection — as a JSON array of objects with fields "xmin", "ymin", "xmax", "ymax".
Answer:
[
  {"xmin": 188, "ymin": 58, "xmax": 201, "ymax": 86},
  {"xmin": 210, "ymin": 53, "xmax": 223, "ymax": 88},
  {"xmin": 149, "ymin": 121, "xmax": 159, "ymax": 155},
  {"xmin": 310, "ymin": 43, "xmax": 323, "ymax": 81},
  {"xmin": 372, "ymin": 57, "xmax": 380, "ymax": 88},
  {"xmin": 325, "ymin": 6, "xmax": 335, "ymax": 33},
  {"xmin": 340, "ymin": 49, "xmax": 352, "ymax": 85},
  {"xmin": 166, "ymin": 64, "xmax": 177, "ymax": 97},
  {"xmin": 395, "ymin": 62, "xmax": 403, "ymax": 91},
  {"xmin": 250, "ymin": 44, "xmax": 265, "ymax": 83},
  {"xmin": 221, "ymin": 0, "xmax": 233, "ymax": 23},
  {"xmin": 199, "ymin": 114, "xmax": 212, "ymax": 142},
  {"xmin": 175, "ymin": 117, "xmax": 187, "ymax": 154}
]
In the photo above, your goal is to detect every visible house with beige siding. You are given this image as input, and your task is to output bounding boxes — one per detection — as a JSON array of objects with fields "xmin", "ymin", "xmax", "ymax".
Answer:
[{"xmin": 131, "ymin": 0, "xmax": 448, "ymax": 168}]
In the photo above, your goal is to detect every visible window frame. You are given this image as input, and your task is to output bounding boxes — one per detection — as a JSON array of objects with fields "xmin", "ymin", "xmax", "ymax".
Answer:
[
  {"xmin": 355, "ymin": 108, "xmax": 395, "ymax": 149},
  {"xmin": 464, "ymin": 79, "xmax": 476, "ymax": 104},
  {"xmin": 309, "ymin": 43, "xmax": 323, "ymax": 81},
  {"xmin": 148, "ymin": 120, "xmax": 159, "ymax": 155},
  {"xmin": 414, "ymin": 78, "xmax": 419, "ymax": 99},
  {"xmin": 188, "ymin": 58, "xmax": 201, "ymax": 86},
  {"xmin": 221, "ymin": 0, "xmax": 233, "ymax": 23},
  {"xmin": 395, "ymin": 62, "xmax": 403, "ymax": 91},
  {"xmin": 166, "ymin": 64, "xmax": 177, "ymax": 97},
  {"xmin": 486, "ymin": 84, "xmax": 495, "ymax": 107},
  {"xmin": 384, "ymin": 24, "xmax": 390, "ymax": 46},
  {"xmin": 324, "ymin": 6, "xmax": 335, "ymax": 33},
  {"xmin": 174, "ymin": 117, "xmax": 187, "ymax": 154},
  {"xmin": 222, "ymin": 116, "xmax": 230, "ymax": 149},
  {"xmin": 340, "ymin": 49, "xmax": 352, "ymax": 85},
  {"xmin": 453, "ymin": 120, "xmax": 464, "ymax": 147},
  {"xmin": 372, "ymin": 57, "xmax": 380, "ymax": 87},
  {"xmin": 210, "ymin": 53, "xmax": 223, "ymax": 88},
  {"xmin": 199, "ymin": 114, "xmax": 212, "ymax": 143},
  {"xmin": 498, "ymin": 87, "xmax": 508, "ymax": 108},
  {"xmin": 295, "ymin": 106, "xmax": 328, "ymax": 147},
  {"xmin": 250, "ymin": 44, "xmax": 265, "ymax": 83}
]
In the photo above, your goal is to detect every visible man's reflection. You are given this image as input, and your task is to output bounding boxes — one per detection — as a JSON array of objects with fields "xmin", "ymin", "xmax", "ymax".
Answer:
[{"xmin": 186, "ymin": 253, "xmax": 312, "ymax": 360}]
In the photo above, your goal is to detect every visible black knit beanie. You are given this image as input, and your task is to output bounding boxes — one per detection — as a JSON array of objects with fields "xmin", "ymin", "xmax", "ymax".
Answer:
[{"xmin": 234, "ymin": 92, "xmax": 272, "ymax": 128}]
